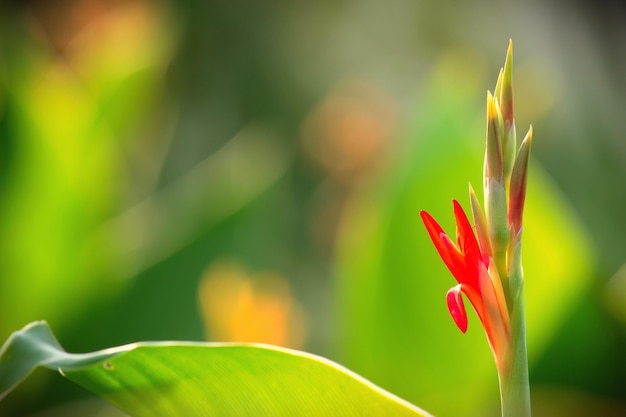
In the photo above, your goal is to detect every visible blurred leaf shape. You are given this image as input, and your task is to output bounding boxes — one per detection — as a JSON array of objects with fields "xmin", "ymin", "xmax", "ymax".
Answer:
[
  {"xmin": 199, "ymin": 261, "xmax": 307, "ymax": 349},
  {"xmin": 531, "ymin": 386, "xmax": 626, "ymax": 417},
  {"xmin": 604, "ymin": 263, "xmax": 626, "ymax": 325},
  {"xmin": 19, "ymin": 397, "xmax": 129, "ymax": 417},
  {"xmin": 94, "ymin": 124, "xmax": 290, "ymax": 279},
  {"xmin": 333, "ymin": 53, "xmax": 594, "ymax": 416},
  {"xmin": 0, "ymin": 1, "xmax": 175, "ymax": 339},
  {"xmin": 0, "ymin": 321, "xmax": 433, "ymax": 417}
]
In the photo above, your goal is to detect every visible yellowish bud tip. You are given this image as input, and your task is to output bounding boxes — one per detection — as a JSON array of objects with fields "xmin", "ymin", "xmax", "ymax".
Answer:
[
  {"xmin": 487, "ymin": 91, "xmax": 498, "ymax": 119},
  {"xmin": 500, "ymin": 40, "xmax": 514, "ymax": 126},
  {"xmin": 526, "ymin": 125, "xmax": 533, "ymax": 143},
  {"xmin": 494, "ymin": 68, "xmax": 504, "ymax": 99}
]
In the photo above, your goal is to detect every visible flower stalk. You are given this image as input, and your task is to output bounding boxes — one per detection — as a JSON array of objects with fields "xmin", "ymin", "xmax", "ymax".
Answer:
[{"xmin": 420, "ymin": 40, "xmax": 532, "ymax": 417}]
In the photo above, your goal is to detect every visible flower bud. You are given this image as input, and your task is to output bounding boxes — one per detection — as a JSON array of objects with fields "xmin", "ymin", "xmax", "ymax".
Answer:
[
  {"xmin": 500, "ymin": 40, "xmax": 516, "ymax": 184},
  {"xmin": 508, "ymin": 126, "xmax": 532, "ymax": 235},
  {"xmin": 485, "ymin": 92, "xmax": 504, "ymax": 186},
  {"xmin": 469, "ymin": 183, "xmax": 492, "ymax": 262}
]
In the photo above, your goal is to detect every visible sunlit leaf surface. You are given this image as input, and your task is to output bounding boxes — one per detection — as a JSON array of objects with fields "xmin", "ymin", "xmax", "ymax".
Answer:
[{"xmin": 0, "ymin": 322, "xmax": 433, "ymax": 417}]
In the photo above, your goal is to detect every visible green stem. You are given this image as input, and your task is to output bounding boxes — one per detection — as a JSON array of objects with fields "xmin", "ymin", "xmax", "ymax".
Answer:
[{"xmin": 498, "ymin": 291, "xmax": 531, "ymax": 417}]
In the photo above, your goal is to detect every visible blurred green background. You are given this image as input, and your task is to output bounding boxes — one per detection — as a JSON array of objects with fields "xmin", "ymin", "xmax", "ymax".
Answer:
[{"xmin": 1, "ymin": 0, "xmax": 625, "ymax": 416}]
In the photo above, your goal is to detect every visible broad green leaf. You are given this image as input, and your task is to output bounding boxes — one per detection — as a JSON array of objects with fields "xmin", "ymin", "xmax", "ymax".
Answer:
[{"xmin": 0, "ymin": 322, "xmax": 433, "ymax": 417}]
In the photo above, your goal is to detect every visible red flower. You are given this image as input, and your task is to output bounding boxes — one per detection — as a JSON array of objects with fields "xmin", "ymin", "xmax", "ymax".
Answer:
[{"xmin": 420, "ymin": 200, "xmax": 510, "ymax": 367}]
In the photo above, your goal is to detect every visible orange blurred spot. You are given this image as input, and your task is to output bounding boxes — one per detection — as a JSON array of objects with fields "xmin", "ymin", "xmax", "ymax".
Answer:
[
  {"xmin": 300, "ymin": 79, "xmax": 397, "ymax": 185},
  {"xmin": 198, "ymin": 261, "xmax": 307, "ymax": 349}
]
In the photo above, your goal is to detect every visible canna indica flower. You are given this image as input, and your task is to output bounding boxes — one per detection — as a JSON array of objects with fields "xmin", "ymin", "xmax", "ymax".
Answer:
[
  {"xmin": 420, "ymin": 201, "xmax": 509, "ymax": 368},
  {"xmin": 420, "ymin": 40, "xmax": 533, "ymax": 379}
]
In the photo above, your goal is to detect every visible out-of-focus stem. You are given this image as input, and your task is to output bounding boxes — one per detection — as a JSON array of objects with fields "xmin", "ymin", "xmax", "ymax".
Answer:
[
  {"xmin": 498, "ymin": 292, "xmax": 531, "ymax": 417},
  {"xmin": 499, "ymin": 235, "xmax": 531, "ymax": 417}
]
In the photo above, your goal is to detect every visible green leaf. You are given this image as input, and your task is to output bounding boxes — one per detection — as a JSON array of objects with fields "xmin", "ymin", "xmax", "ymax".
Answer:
[{"xmin": 0, "ymin": 321, "xmax": 433, "ymax": 417}]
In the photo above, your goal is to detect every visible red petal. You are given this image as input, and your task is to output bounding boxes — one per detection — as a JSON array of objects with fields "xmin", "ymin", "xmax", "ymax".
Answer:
[
  {"xmin": 446, "ymin": 285, "xmax": 468, "ymax": 333},
  {"xmin": 420, "ymin": 210, "xmax": 467, "ymax": 282},
  {"xmin": 420, "ymin": 210, "xmax": 444, "ymax": 240},
  {"xmin": 477, "ymin": 262, "xmax": 510, "ymax": 366},
  {"xmin": 452, "ymin": 200, "xmax": 482, "ymax": 282},
  {"xmin": 439, "ymin": 233, "xmax": 471, "ymax": 284}
]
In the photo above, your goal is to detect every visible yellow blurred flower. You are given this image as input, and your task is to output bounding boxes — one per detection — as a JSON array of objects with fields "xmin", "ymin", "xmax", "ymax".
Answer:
[{"xmin": 198, "ymin": 261, "xmax": 308, "ymax": 350}]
